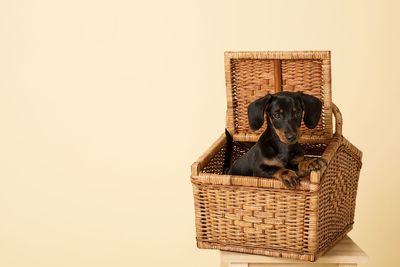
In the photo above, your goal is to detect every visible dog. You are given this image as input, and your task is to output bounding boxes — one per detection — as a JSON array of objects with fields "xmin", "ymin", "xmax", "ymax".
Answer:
[{"xmin": 225, "ymin": 91, "xmax": 326, "ymax": 189}]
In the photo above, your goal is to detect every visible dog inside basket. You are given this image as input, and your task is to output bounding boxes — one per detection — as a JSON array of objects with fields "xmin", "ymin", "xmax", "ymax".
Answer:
[
  {"xmin": 201, "ymin": 139, "xmax": 327, "ymax": 178},
  {"xmin": 191, "ymin": 51, "xmax": 362, "ymax": 261}
]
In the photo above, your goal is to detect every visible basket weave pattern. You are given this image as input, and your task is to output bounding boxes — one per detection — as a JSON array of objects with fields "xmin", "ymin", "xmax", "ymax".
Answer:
[
  {"xmin": 191, "ymin": 51, "xmax": 362, "ymax": 261},
  {"xmin": 231, "ymin": 58, "xmax": 327, "ymax": 138},
  {"xmin": 193, "ymin": 137, "xmax": 361, "ymax": 260},
  {"xmin": 316, "ymin": 138, "xmax": 361, "ymax": 251}
]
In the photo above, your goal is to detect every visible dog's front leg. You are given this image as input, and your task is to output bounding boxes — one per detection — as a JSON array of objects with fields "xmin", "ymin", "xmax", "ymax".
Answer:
[{"xmin": 253, "ymin": 165, "xmax": 300, "ymax": 189}]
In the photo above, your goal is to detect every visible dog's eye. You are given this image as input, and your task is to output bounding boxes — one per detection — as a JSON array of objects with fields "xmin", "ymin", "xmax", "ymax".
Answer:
[{"xmin": 273, "ymin": 113, "xmax": 281, "ymax": 120}]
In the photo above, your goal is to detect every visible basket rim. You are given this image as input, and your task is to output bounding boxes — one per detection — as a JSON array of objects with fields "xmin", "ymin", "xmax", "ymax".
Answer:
[
  {"xmin": 191, "ymin": 139, "xmax": 362, "ymax": 193},
  {"xmin": 191, "ymin": 129, "xmax": 362, "ymax": 191},
  {"xmin": 224, "ymin": 50, "xmax": 331, "ymax": 60}
]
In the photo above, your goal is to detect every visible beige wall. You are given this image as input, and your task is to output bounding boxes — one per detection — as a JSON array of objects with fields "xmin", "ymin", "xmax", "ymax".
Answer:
[{"xmin": 1, "ymin": 0, "xmax": 399, "ymax": 266}]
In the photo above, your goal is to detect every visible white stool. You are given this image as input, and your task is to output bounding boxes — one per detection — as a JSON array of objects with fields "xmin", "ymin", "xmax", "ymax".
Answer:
[{"xmin": 220, "ymin": 236, "xmax": 368, "ymax": 267}]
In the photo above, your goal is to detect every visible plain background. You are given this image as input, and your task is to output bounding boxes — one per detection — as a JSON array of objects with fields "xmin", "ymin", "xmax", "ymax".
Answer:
[{"xmin": 1, "ymin": 0, "xmax": 399, "ymax": 266}]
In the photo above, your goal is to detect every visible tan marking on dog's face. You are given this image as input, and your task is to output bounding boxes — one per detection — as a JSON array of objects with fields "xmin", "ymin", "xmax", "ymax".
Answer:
[
  {"xmin": 272, "ymin": 125, "xmax": 293, "ymax": 144},
  {"xmin": 267, "ymin": 113, "xmax": 298, "ymax": 144},
  {"xmin": 263, "ymin": 157, "xmax": 284, "ymax": 168}
]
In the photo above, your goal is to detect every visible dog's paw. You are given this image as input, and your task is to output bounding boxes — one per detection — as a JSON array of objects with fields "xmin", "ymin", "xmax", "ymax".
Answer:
[
  {"xmin": 308, "ymin": 157, "xmax": 327, "ymax": 171},
  {"xmin": 297, "ymin": 157, "xmax": 327, "ymax": 177},
  {"xmin": 278, "ymin": 169, "xmax": 300, "ymax": 189}
]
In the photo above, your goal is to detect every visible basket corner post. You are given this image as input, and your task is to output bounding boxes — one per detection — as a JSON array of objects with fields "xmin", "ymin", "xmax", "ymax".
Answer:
[{"xmin": 191, "ymin": 162, "xmax": 200, "ymax": 177}]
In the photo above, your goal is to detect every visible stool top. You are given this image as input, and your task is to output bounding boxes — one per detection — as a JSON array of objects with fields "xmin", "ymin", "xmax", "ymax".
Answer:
[{"xmin": 220, "ymin": 236, "xmax": 368, "ymax": 264}]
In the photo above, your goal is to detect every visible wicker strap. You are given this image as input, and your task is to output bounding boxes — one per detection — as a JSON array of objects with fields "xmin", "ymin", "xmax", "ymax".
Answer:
[{"xmin": 331, "ymin": 102, "xmax": 342, "ymax": 136}]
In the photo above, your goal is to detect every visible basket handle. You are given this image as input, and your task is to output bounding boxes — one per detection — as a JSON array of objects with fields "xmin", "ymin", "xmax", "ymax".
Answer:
[
  {"xmin": 332, "ymin": 102, "xmax": 342, "ymax": 136},
  {"xmin": 310, "ymin": 102, "xmax": 343, "ymax": 184}
]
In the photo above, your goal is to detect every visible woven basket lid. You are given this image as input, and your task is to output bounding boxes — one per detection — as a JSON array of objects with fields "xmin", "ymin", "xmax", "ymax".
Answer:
[{"xmin": 224, "ymin": 51, "xmax": 333, "ymax": 143}]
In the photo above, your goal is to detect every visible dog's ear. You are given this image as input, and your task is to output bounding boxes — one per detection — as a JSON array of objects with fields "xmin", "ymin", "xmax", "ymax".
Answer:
[
  {"xmin": 248, "ymin": 94, "xmax": 272, "ymax": 130},
  {"xmin": 299, "ymin": 92, "xmax": 322, "ymax": 129}
]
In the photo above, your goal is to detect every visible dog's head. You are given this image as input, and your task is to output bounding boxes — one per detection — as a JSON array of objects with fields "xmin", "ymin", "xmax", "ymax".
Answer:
[{"xmin": 248, "ymin": 91, "xmax": 322, "ymax": 144}]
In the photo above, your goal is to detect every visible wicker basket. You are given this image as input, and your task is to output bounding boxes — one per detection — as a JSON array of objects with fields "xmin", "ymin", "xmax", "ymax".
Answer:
[{"xmin": 191, "ymin": 51, "xmax": 362, "ymax": 261}]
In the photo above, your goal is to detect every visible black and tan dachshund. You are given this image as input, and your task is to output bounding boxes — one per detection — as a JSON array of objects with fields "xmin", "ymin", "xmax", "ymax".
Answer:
[{"xmin": 226, "ymin": 91, "xmax": 326, "ymax": 189}]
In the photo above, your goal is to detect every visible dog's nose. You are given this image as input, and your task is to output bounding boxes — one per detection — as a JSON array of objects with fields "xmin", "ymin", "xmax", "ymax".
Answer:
[{"xmin": 286, "ymin": 133, "xmax": 297, "ymax": 142}]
